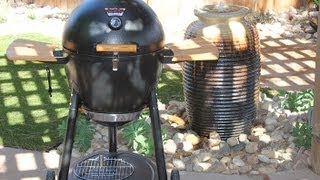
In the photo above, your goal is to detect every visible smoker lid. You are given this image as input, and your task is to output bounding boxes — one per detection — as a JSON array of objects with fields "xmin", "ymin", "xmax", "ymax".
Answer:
[
  {"xmin": 62, "ymin": 0, "xmax": 165, "ymax": 55},
  {"xmin": 194, "ymin": 3, "xmax": 249, "ymax": 23}
]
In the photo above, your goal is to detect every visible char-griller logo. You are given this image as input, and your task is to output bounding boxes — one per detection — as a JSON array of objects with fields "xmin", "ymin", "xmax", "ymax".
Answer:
[{"xmin": 105, "ymin": 8, "xmax": 126, "ymax": 16}]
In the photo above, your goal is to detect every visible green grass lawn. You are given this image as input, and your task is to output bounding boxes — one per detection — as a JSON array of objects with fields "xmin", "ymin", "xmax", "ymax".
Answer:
[
  {"xmin": 157, "ymin": 70, "xmax": 184, "ymax": 104},
  {"xmin": 0, "ymin": 33, "xmax": 184, "ymax": 151},
  {"xmin": 0, "ymin": 33, "xmax": 69, "ymax": 151}
]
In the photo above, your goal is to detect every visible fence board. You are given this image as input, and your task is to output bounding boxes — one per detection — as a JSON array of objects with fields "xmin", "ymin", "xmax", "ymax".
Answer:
[{"xmin": 20, "ymin": 0, "xmax": 304, "ymax": 12}]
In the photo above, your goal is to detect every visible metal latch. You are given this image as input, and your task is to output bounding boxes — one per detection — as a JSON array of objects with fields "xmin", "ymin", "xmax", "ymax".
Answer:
[{"xmin": 112, "ymin": 52, "xmax": 119, "ymax": 71}]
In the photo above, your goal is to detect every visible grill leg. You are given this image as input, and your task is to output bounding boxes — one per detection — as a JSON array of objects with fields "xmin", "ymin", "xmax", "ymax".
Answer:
[
  {"xmin": 109, "ymin": 126, "xmax": 117, "ymax": 153},
  {"xmin": 58, "ymin": 92, "xmax": 80, "ymax": 180},
  {"xmin": 149, "ymin": 90, "xmax": 167, "ymax": 180}
]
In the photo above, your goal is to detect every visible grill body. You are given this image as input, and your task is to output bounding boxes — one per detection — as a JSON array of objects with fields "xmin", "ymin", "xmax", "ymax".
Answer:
[
  {"xmin": 65, "ymin": 53, "xmax": 162, "ymax": 113},
  {"xmin": 184, "ymin": 5, "xmax": 261, "ymax": 139},
  {"xmin": 62, "ymin": 0, "xmax": 164, "ymax": 114}
]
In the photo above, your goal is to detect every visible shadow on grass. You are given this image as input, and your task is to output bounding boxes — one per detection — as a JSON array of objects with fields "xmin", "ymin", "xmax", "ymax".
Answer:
[
  {"xmin": 0, "ymin": 33, "xmax": 69, "ymax": 151},
  {"xmin": 157, "ymin": 69, "xmax": 184, "ymax": 104}
]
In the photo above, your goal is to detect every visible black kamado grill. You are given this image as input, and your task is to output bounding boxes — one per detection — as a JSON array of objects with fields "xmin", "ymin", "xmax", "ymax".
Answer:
[{"xmin": 6, "ymin": 0, "xmax": 220, "ymax": 180}]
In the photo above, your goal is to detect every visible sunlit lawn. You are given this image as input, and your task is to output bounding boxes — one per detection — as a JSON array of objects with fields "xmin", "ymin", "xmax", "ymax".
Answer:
[
  {"xmin": 0, "ymin": 33, "xmax": 69, "ymax": 150},
  {"xmin": 157, "ymin": 70, "xmax": 184, "ymax": 104}
]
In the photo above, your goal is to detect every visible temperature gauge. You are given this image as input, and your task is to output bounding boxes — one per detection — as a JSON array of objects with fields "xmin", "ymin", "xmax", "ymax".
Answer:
[{"xmin": 109, "ymin": 17, "xmax": 122, "ymax": 30}]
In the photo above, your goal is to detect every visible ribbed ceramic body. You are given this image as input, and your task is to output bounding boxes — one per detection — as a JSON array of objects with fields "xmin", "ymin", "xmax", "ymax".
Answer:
[{"xmin": 184, "ymin": 4, "xmax": 261, "ymax": 139}]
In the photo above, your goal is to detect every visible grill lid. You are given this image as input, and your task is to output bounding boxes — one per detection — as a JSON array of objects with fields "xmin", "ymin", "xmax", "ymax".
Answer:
[{"xmin": 63, "ymin": 0, "xmax": 165, "ymax": 55}]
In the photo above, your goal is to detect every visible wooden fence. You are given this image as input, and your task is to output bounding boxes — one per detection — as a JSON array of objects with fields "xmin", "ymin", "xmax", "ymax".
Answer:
[{"xmin": 19, "ymin": 0, "xmax": 305, "ymax": 13}]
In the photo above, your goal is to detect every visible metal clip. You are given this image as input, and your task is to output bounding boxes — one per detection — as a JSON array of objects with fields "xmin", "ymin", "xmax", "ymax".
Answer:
[{"xmin": 112, "ymin": 52, "xmax": 119, "ymax": 71}]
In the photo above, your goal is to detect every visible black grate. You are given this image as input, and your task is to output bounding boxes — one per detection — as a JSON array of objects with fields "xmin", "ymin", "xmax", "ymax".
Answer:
[{"xmin": 73, "ymin": 154, "xmax": 134, "ymax": 180}]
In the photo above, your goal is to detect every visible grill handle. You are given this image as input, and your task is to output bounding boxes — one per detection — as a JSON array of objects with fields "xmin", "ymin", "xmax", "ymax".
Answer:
[{"xmin": 96, "ymin": 44, "xmax": 137, "ymax": 53}]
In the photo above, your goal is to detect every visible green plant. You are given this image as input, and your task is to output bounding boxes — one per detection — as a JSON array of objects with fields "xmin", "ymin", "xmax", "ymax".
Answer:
[
  {"xmin": 122, "ymin": 112, "xmax": 168, "ymax": 157},
  {"xmin": 0, "ymin": 16, "xmax": 7, "ymax": 23},
  {"xmin": 28, "ymin": 12, "xmax": 37, "ymax": 20},
  {"xmin": 246, "ymin": 11, "xmax": 275, "ymax": 25},
  {"xmin": 157, "ymin": 70, "xmax": 184, "ymax": 104},
  {"xmin": 292, "ymin": 122, "xmax": 312, "ymax": 148},
  {"xmin": 58, "ymin": 115, "xmax": 95, "ymax": 152},
  {"xmin": 278, "ymin": 89, "xmax": 314, "ymax": 112},
  {"xmin": 313, "ymin": 0, "xmax": 320, "ymax": 6}
]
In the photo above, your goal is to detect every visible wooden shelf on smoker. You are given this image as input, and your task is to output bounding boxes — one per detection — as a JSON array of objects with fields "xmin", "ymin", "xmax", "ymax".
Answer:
[
  {"xmin": 166, "ymin": 37, "xmax": 219, "ymax": 62},
  {"xmin": 6, "ymin": 39, "xmax": 57, "ymax": 62},
  {"xmin": 6, "ymin": 37, "xmax": 219, "ymax": 63}
]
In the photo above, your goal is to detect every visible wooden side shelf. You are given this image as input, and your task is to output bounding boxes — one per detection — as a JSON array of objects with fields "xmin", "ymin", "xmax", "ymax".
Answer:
[
  {"xmin": 166, "ymin": 37, "xmax": 219, "ymax": 62},
  {"xmin": 6, "ymin": 39, "xmax": 57, "ymax": 62}
]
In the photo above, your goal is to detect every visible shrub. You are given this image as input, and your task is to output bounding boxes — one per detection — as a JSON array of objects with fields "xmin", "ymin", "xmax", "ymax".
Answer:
[
  {"xmin": 292, "ymin": 122, "xmax": 312, "ymax": 149},
  {"xmin": 58, "ymin": 115, "xmax": 95, "ymax": 152},
  {"xmin": 0, "ymin": 16, "xmax": 7, "ymax": 23},
  {"xmin": 278, "ymin": 89, "xmax": 314, "ymax": 112},
  {"xmin": 122, "ymin": 112, "xmax": 168, "ymax": 157}
]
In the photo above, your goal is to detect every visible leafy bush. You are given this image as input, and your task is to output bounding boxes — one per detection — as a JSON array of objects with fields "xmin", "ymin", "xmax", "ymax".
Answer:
[
  {"xmin": 58, "ymin": 115, "xmax": 95, "ymax": 152},
  {"xmin": 246, "ymin": 11, "xmax": 275, "ymax": 24},
  {"xmin": 313, "ymin": 0, "xmax": 320, "ymax": 6},
  {"xmin": 0, "ymin": 16, "xmax": 7, "ymax": 23},
  {"xmin": 292, "ymin": 122, "xmax": 312, "ymax": 149},
  {"xmin": 28, "ymin": 12, "xmax": 37, "ymax": 20},
  {"xmin": 278, "ymin": 89, "xmax": 314, "ymax": 112},
  {"xmin": 122, "ymin": 112, "xmax": 168, "ymax": 157}
]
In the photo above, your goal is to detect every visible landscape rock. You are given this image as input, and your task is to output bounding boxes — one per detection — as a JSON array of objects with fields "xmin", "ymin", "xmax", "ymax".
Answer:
[
  {"xmin": 232, "ymin": 156, "xmax": 246, "ymax": 167},
  {"xmin": 245, "ymin": 142, "xmax": 259, "ymax": 154},
  {"xmin": 168, "ymin": 100, "xmax": 186, "ymax": 112},
  {"xmin": 279, "ymin": 161, "xmax": 294, "ymax": 170},
  {"xmin": 211, "ymin": 161, "xmax": 227, "ymax": 173},
  {"xmin": 231, "ymin": 143, "xmax": 246, "ymax": 154},
  {"xmin": 246, "ymin": 154, "xmax": 259, "ymax": 166},
  {"xmin": 281, "ymin": 31, "xmax": 294, "ymax": 38},
  {"xmin": 208, "ymin": 138, "xmax": 221, "ymax": 147},
  {"xmin": 258, "ymin": 154, "xmax": 271, "ymax": 163},
  {"xmin": 259, "ymin": 134, "xmax": 271, "ymax": 144},
  {"xmin": 184, "ymin": 133, "xmax": 200, "ymax": 146},
  {"xmin": 209, "ymin": 131, "xmax": 220, "ymax": 140},
  {"xmin": 227, "ymin": 137, "xmax": 239, "ymax": 147},
  {"xmin": 238, "ymin": 134, "xmax": 248, "ymax": 143},
  {"xmin": 249, "ymin": 170, "xmax": 260, "ymax": 175},
  {"xmin": 305, "ymin": 25, "xmax": 316, "ymax": 34},
  {"xmin": 265, "ymin": 117, "xmax": 278, "ymax": 126},
  {"xmin": 261, "ymin": 98, "xmax": 273, "ymax": 111},
  {"xmin": 164, "ymin": 139, "xmax": 177, "ymax": 154},
  {"xmin": 182, "ymin": 141, "xmax": 193, "ymax": 152},
  {"xmin": 280, "ymin": 152, "xmax": 293, "ymax": 161},
  {"xmin": 167, "ymin": 115, "xmax": 185, "ymax": 128},
  {"xmin": 271, "ymin": 130, "xmax": 284, "ymax": 142},
  {"xmin": 239, "ymin": 165, "xmax": 252, "ymax": 174},
  {"xmin": 193, "ymin": 162, "xmax": 212, "ymax": 172},
  {"xmin": 306, "ymin": 33, "xmax": 313, "ymax": 40},
  {"xmin": 196, "ymin": 152, "xmax": 213, "ymax": 162},
  {"xmin": 172, "ymin": 159, "xmax": 186, "ymax": 170},
  {"xmin": 289, "ymin": 6, "xmax": 298, "ymax": 15},
  {"xmin": 247, "ymin": 135, "xmax": 259, "ymax": 142},
  {"xmin": 219, "ymin": 142, "xmax": 231, "ymax": 156},
  {"xmin": 261, "ymin": 149, "xmax": 276, "ymax": 159},
  {"xmin": 220, "ymin": 156, "xmax": 232, "ymax": 165},
  {"xmin": 251, "ymin": 127, "xmax": 267, "ymax": 136},
  {"xmin": 173, "ymin": 132, "xmax": 184, "ymax": 144},
  {"xmin": 258, "ymin": 166, "xmax": 277, "ymax": 174}
]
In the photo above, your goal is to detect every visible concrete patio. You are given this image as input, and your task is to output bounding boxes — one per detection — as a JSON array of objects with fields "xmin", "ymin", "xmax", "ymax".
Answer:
[{"xmin": 1, "ymin": 145, "xmax": 320, "ymax": 180}]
